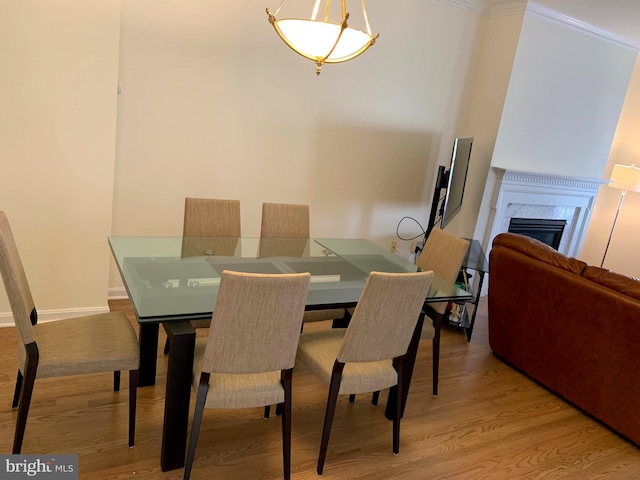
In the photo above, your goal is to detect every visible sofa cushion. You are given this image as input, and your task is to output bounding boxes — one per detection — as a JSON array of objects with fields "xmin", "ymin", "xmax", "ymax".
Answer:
[
  {"xmin": 492, "ymin": 233, "xmax": 587, "ymax": 275},
  {"xmin": 582, "ymin": 266, "xmax": 640, "ymax": 301}
]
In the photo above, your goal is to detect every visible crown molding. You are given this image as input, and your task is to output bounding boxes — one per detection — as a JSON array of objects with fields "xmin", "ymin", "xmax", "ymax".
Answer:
[
  {"xmin": 490, "ymin": 0, "xmax": 527, "ymax": 17},
  {"xmin": 438, "ymin": 0, "xmax": 526, "ymax": 17},
  {"xmin": 439, "ymin": 0, "xmax": 640, "ymax": 51},
  {"xmin": 526, "ymin": 2, "xmax": 640, "ymax": 52}
]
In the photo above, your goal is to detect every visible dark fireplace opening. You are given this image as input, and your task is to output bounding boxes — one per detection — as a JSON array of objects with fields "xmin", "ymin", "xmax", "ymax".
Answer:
[{"xmin": 508, "ymin": 218, "xmax": 567, "ymax": 250}]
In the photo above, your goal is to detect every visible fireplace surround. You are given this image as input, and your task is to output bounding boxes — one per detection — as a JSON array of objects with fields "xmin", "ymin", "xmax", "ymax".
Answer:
[{"xmin": 486, "ymin": 169, "xmax": 607, "ymax": 258}]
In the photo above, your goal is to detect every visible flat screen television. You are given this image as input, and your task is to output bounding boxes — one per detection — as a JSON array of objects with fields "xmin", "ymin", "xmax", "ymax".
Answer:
[{"xmin": 441, "ymin": 137, "xmax": 473, "ymax": 228}]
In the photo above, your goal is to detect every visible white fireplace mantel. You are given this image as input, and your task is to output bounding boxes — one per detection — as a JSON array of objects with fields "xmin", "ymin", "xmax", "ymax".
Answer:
[{"xmin": 487, "ymin": 168, "xmax": 608, "ymax": 258}]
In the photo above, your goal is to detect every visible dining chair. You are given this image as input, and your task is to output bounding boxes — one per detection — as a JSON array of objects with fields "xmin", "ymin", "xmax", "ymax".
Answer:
[
  {"xmin": 259, "ymin": 202, "xmax": 348, "ymax": 418},
  {"xmin": 417, "ymin": 227, "xmax": 469, "ymax": 396},
  {"xmin": 296, "ymin": 270, "xmax": 434, "ymax": 474},
  {"xmin": 181, "ymin": 197, "xmax": 241, "ymax": 258},
  {"xmin": 182, "ymin": 197, "xmax": 241, "ymax": 238},
  {"xmin": 0, "ymin": 211, "xmax": 139, "ymax": 454},
  {"xmin": 259, "ymin": 202, "xmax": 345, "ymax": 324},
  {"xmin": 260, "ymin": 202, "xmax": 310, "ymax": 238},
  {"xmin": 183, "ymin": 270, "xmax": 311, "ymax": 480},
  {"xmin": 165, "ymin": 197, "xmax": 242, "ymax": 353}
]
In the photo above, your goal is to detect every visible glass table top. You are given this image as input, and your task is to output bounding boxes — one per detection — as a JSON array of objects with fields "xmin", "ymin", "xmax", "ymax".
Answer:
[{"xmin": 109, "ymin": 237, "xmax": 472, "ymax": 323}]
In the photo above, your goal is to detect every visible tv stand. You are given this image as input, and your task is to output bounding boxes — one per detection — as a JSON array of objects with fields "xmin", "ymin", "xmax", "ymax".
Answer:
[{"xmin": 449, "ymin": 238, "xmax": 488, "ymax": 342}]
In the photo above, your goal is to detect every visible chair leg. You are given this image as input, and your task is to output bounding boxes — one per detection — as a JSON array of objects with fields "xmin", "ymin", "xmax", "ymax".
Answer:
[
  {"xmin": 281, "ymin": 369, "xmax": 293, "ymax": 480},
  {"xmin": 348, "ymin": 394, "xmax": 355, "ymax": 404},
  {"xmin": 114, "ymin": 371, "xmax": 121, "ymax": 392},
  {"xmin": 264, "ymin": 405, "xmax": 271, "ymax": 419},
  {"xmin": 317, "ymin": 361, "xmax": 344, "ymax": 475},
  {"xmin": 129, "ymin": 370, "xmax": 138, "ymax": 447},
  {"xmin": 12, "ymin": 370, "xmax": 23, "ymax": 409},
  {"xmin": 275, "ymin": 402, "xmax": 284, "ymax": 417},
  {"xmin": 163, "ymin": 336, "xmax": 170, "ymax": 355},
  {"xmin": 393, "ymin": 356, "xmax": 405, "ymax": 455},
  {"xmin": 432, "ymin": 313, "xmax": 442, "ymax": 396},
  {"xmin": 184, "ymin": 373, "xmax": 210, "ymax": 480},
  {"xmin": 13, "ymin": 343, "xmax": 39, "ymax": 454},
  {"xmin": 371, "ymin": 391, "xmax": 380, "ymax": 406}
]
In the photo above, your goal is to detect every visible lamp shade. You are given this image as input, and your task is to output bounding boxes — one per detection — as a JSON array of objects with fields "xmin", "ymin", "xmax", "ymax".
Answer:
[
  {"xmin": 609, "ymin": 164, "xmax": 640, "ymax": 193},
  {"xmin": 274, "ymin": 19, "xmax": 375, "ymax": 63},
  {"xmin": 267, "ymin": 0, "xmax": 378, "ymax": 75}
]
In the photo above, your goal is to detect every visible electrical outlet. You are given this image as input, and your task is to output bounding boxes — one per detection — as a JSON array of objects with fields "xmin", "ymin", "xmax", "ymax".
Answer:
[{"xmin": 390, "ymin": 241, "xmax": 397, "ymax": 253}]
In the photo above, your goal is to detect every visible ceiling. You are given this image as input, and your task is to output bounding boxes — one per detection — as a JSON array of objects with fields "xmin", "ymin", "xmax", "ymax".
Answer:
[{"xmin": 484, "ymin": 0, "xmax": 640, "ymax": 45}]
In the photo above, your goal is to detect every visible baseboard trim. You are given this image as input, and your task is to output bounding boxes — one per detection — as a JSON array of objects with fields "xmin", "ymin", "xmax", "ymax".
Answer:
[
  {"xmin": 108, "ymin": 287, "xmax": 128, "ymax": 300},
  {"xmin": 0, "ymin": 305, "xmax": 111, "ymax": 328},
  {"xmin": 0, "ymin": 288, "xmax": 130, "ymax": 328}
]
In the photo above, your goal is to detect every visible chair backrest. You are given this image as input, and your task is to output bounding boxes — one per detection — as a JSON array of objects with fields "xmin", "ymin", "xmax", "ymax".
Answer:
[
  {"xmin": 0, "ymin": 212, "xmax": 36, "ymax": 345},
  {"xmin": 417, "ymin": 228, "xmax": 469, "ymax": 314},
  {"xmin": 260, "ymin": 203, "xmax": 310, "ymax": 239},
  {"xmin": 183, "ymin": 198, "xmax": 241, "ymax": 238},
  {"xmin": 201, "ymin": 270, "xmax": 311, "ymax": 374},
  {"xmin": 337, "ymin": 271, "xmax": 434, "ymax": 363}
]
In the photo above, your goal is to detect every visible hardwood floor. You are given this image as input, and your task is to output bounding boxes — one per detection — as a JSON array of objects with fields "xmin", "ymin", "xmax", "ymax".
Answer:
[{"xmin": 1, "ymin": 297, "xmax": 639, "ymax": 479}]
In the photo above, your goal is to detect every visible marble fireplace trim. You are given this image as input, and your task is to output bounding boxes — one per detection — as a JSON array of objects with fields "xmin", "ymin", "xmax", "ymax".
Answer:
[{"xmin": 487, "ymin": 168, "xmax": 607, "ymax": 258}]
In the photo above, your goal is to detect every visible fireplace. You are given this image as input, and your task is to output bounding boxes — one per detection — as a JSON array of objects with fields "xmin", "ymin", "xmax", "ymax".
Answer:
[
  {"xmin": 486, "ymin": 169, "xmax": 607, "ymax": 258},
  {"xmin": 508, "ymin": 218, "xmax": 567, "ymax": 250}
]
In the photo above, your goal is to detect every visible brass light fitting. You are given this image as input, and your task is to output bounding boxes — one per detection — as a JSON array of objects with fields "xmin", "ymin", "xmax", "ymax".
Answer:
[{"xmin": 267, "ymin": 0, "xmax": 379, "ymax": 75}]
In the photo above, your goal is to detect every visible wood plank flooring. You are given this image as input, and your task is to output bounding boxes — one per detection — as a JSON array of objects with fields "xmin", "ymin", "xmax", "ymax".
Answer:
[{"xmin": 1, "ymin": 297, "xmax": 639, "ymax": 479}]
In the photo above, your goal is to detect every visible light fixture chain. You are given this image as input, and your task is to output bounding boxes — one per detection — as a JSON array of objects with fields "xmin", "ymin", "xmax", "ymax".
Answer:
[
  {"xmin": 311, "ymin": 0, "xmax": 321, "ymax": 21},
  {"xmin": 361, "ymin": 0, "xmax": 372, "ymax": 36},
  {"xmin": 273, "ymin": 0, "xmax": 287, "ymax": 17}
]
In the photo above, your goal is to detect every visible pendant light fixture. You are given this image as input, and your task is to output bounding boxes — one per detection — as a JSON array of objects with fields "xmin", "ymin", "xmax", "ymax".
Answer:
[{"xmin": 266, "ymin": 0, "xmax": 379, "ymax": 75}]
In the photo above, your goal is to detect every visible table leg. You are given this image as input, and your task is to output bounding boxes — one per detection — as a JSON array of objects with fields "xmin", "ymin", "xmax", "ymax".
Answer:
[
  {"xmin": 160, "ymin": 321, "xmax": 196, "ymax": 472},
  {"xmin": 385, "ymin": 312, "xmax": 425, "ymax": 420},
  {"xmin": 465, "ymin": 271, "xmax": 485, "ymax": 342},
  {"xmin": 138, "ymin": 323, "xmax": 159, "ymax": 387}
]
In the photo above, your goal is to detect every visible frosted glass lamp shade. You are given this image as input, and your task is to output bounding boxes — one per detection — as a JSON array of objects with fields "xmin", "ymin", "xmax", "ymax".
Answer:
[
  {"xmin": 609, "ymin": 164, "xmax": 640, "ymax": 193},
  {"xmin": 274, "ymin": 19, "xmax": 375, "ymax": 63},
  {"xmin": 266, "ymin": 1, "xmax": 378, "ymax": 75}
]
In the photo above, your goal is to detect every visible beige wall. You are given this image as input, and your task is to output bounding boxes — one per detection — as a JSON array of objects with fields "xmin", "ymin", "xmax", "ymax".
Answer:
[
  {"xmin": 449, "ymin": 13, "xmax": 524, "ymax": 239},
  {"xmin": 580, "ymin": 55, "xmax": 640, "ymax": 275},
  {"xmin": 1, "ymin": 1, "xmax": 638, "ymax": 322},
  {"xmin": 109, "ymin": 0, "xmax": 488, "ymax": 294},
  {"xmin": 0, "ymin": 0, "xmax": 121, "ymax": 321}
]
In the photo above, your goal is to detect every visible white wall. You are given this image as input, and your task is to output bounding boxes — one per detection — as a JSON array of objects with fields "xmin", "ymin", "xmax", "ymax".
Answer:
[
  {"xmin": 473, "ymin": 4, "xmax": 638, "ymax": 261},
  {"xmin": 109, "ymin": 0, "xmax": 487, "ymax": 290},
  {"xmin": 490, "ymin": 7, "xmax": 637, "ymax": 178},
  {"xmin": 580, "ymin": 55, "xmax": 640, "ymax": 277},
  {"xmin": 0, "ymin": 1, "xmax": 121, "ymax": 320}
]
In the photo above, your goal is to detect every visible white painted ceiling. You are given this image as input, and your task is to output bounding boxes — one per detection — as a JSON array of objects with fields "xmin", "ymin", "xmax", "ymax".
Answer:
[{"xmin": 485, "ymin": 0, "xmax": 640, "ymax": 44}]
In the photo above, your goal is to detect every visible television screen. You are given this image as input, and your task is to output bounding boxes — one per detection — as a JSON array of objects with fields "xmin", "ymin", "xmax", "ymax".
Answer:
[{"xmin": 440, "ymin": 137, "xmax": 473, "ymax": 228}]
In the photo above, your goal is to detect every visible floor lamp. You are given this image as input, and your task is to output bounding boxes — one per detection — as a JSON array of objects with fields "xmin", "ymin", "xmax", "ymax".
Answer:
[{"xmin": 601, "ymin": 163, "xmax": 640, "ymax": 268}]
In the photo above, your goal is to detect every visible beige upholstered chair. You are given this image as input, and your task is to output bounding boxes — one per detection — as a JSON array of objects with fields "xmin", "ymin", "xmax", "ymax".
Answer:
[
  {"xmin": 181, "ymin": 197, "xmax": 241, "ymax": 258},
  {"xmin": 260, "ymin": 202, "xmax": 310, "ymax": 238},
  {"xmin": 165, "ymin": 197, "xmax": 242, "ymax": 353},
  {"xmin": 183, "ymin": 197, "xmax": 241, "ymax": 238},
  {"xmin": 417, "ymin": 227, "xmax": 469, "ymax": 396},
  {"xmin": 260, "ymin": 202, "xmax": 346, "ymax": 324},
  {"xmin": 296, "ymin": 271, "xmax": 434, "ymax": 474},
  {"xmin": 183, "ymin": 270, "xmax": 310, "ymax": 480},
  {"xmin": 0, "ymin": 211, "xmax": 139, "ymax": 453}
]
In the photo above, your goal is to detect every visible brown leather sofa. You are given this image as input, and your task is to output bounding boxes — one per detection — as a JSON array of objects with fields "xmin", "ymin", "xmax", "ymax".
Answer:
[{"xmin": 488, "ymin": 232, "xmax": 640, "ymax": 446}]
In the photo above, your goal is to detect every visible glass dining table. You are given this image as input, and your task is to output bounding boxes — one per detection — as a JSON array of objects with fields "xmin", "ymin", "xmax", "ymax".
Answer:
[{"xmin": 109, "ymin": 236, "xmax": 471, "ymax": 472}]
